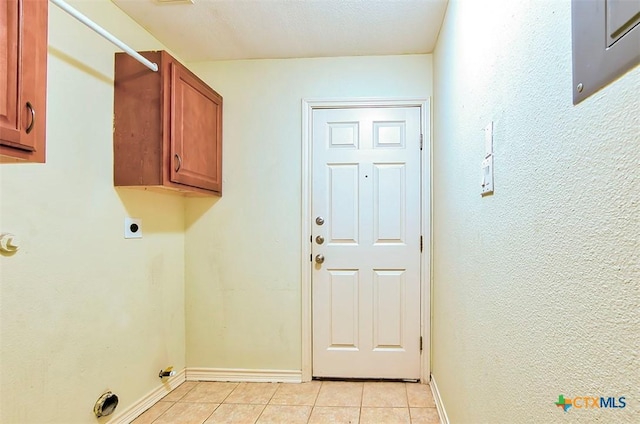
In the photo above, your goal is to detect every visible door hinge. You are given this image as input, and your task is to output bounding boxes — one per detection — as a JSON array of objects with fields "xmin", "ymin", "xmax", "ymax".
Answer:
[
  {"xmin": 420, "ymin": 134, "xmax": 423, "ymax": 150},
  {"xmin": 420, "ymin": 336, "xmax": 423, "ymax": 352},
  {"xmin": 420, "ymin": 235, "xmax": 423, "ymax": 252}
]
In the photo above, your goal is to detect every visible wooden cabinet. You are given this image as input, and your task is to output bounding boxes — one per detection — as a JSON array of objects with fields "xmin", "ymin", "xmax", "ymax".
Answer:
[
  {"xmin": 114, "ymin": 50, "xmax": 223, "ymax": 196},
  {"xmin": 0, "ymin": 0, "xmax": 48, "ymax": 163}
]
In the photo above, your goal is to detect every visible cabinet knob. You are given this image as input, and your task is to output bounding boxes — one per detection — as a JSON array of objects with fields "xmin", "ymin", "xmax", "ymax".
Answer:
[
  {"xmin": 25, "ymin": 102, "xmax": 35, "ymax": 134},
  {"xmin": 174, "ymin": 154, "xmax": 182, "ymax": 172},
  {"xmin": 315, "ymin": 254, "xmax": 325, "ymax": 264}
]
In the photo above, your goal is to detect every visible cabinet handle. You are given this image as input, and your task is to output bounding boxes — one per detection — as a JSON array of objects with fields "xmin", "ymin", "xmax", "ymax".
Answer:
[
  {"xmin": 25, "ymin": 102, "xmax": 35, "ymax": 134},
  {"xmin": 174, "ymin": 154, "xmax": 182, "ymax": 172}
]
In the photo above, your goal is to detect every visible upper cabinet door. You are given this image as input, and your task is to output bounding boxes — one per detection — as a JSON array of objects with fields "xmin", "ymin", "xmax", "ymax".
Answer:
[
  {"xmin": 170, "ymin": 62, "xmax": 223, "ymax": 193},
  {"xmin": 114, "ymin": 51, "xmax": 223, "ymax": 196},
  {"xmin": 0, "ymin": 0, "xmax": 48, "ymax": 162}
]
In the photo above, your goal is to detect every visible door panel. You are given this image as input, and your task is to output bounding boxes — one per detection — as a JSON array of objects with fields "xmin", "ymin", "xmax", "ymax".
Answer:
[
  {"xmin": 328, "ymin": 269, "xmax": 359, "ymax": 350},
  {"xmin": 373, "ymin": 269, "xmax": 405, "ymax": 350},
  {"xmin": 312, "ymin": 107, "xmax": 422, "ymax": 379},
  {"xmin": 373, "ymin": 164, "xmax": 406, "ymax": 244},
  {"xmin": 0, "ymin": 0, "xmax": 20, "ymax": 144},
  {"xmin": 328, "ymin": 164, "xmax": 359, "ymax": 244}
]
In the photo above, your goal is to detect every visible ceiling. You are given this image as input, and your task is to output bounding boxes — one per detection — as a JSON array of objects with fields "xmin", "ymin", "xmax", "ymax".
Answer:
[{"xmin": 111, "ymin": 0, "xmax": 449, "ymax": 62}]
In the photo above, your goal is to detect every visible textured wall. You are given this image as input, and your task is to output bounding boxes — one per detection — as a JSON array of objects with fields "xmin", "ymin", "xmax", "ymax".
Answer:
[
  {"xmin": 185, "ymin": 55, "xmax": 432, "ymax": 370},
  {"xmin": 432, "ymin": 0, "xmax": 639, "ymax": 423},
  {"xmin": 0, "ymin": 2, "xmax": 185, "ymax": 423}
]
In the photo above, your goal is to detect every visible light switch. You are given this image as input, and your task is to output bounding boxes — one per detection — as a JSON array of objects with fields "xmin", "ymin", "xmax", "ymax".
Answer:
[
  {"xmin": 481, "ymin": 155, "xmax": 494, "ymax": 195},
  {"xmin": 482, "ymin": 121, "xmax": 494, "ymax": 196}
]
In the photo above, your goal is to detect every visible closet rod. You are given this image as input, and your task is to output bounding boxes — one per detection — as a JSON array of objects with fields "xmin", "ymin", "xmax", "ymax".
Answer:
[{"xmin": 50, "ymin": 0, "xmax": 159, "ymax": 72}]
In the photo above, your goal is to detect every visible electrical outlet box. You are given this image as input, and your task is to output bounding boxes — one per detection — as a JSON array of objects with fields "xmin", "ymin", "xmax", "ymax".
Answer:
[{"xmin": 124, "ymin": 217, "xmax": 142, "ymax": 239}]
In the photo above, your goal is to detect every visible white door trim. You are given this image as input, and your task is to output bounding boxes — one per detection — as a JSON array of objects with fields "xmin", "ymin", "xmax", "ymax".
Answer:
[{"xmin": 301, "ymin": 97, "xmax": 431, "ymax": 382}]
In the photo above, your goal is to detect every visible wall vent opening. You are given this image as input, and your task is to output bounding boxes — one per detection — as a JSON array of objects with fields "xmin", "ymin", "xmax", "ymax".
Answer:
[{"xmin": 93, "ymin": 391, "xmax": 119, "ymax": 418}]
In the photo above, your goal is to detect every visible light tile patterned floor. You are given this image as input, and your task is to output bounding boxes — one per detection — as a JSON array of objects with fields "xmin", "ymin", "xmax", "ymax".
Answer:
[{"xmin": 132, "ymin": 381, "xmax": 441, "ymax": 424}]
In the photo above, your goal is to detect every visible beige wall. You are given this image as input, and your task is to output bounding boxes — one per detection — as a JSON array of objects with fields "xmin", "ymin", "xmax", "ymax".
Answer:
[
  {"xmin": 0, "ymin": 2, "xmax": 186, "ymax": 423},
  {"xmin": 185, "ymin": 55, "xmax": 432, "ymax": 370},
  {"xmin": 8, "ymin": 0, "xmax": 636, "ymax": 422},
  {"xmin": 433, "ymin": 0, "xmax": 639, "ymax": 422}
]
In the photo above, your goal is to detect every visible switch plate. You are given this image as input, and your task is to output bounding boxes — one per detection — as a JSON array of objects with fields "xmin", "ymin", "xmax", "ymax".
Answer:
[
  {"xmin": 481, "ymin": 155, "xmax": 494, "ymax": 195},
  {"xmin": 484, "ymin": 121, "xmax": 493, "ymax": 157},
  {"xmin": 124, "ymin": 217, "xmax": 142, "ymax": 239}
]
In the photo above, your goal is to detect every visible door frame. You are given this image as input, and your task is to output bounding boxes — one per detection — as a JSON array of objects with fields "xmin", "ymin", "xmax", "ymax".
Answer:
[{"xmin": 301, "ymin": 98, "xmax": 431, "ymax": 383}]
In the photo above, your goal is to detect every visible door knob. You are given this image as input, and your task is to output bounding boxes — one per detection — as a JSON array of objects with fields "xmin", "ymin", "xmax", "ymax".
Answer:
[
  {"xmin": 315, "ymin": 235, "xmax": 325, "ymax": 245},
  {"xmin": 315, "ymin": 254, "xmax": 325, "ymax": 264},
  {"xmin": 315, "ymin": 216, "xmax": 325, "ymax": 225}
]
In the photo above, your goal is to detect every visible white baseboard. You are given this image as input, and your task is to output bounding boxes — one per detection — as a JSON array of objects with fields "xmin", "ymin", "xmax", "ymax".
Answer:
[
  {"xmin": 107, "ymin": 369, "xmax": 186, "ymax": 424},
  {"xmin": 186, "ymin": 367, "xmax": 303, "ymax": 383},
  {"xmin": 430, "ymin": 374, "xmax": 450, "ymax": 424}
]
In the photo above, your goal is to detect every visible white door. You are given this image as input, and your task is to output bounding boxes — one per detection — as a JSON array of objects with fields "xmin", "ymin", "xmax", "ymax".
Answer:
[{"xmin": 311, "ymin": 106, "xmax": 422, "ymax": 379}]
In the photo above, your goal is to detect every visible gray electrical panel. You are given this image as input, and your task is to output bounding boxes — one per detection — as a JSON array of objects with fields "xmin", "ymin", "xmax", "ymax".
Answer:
[{"xmin": 572, "ymin": 0, "xmax": 640, "ymax": 104}]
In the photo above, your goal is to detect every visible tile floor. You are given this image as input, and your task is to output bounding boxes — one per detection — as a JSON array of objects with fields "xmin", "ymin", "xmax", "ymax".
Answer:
[{"xmin": 131, "ymin": 380, "xmax": 441, "ymax": 424}]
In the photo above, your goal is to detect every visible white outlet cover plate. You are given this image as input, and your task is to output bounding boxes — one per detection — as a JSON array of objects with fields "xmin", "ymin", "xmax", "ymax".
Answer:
[
  {"xmin": 484, "ymin": 121, "xmax": 493, "ymax": 156},
  {"xmin": 481, "ymin": 155, "xmax": 494, "ymax": 195},
  {"xmin": 124, "ymin": 217, "xmax": 142, "ymax": 239}
]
